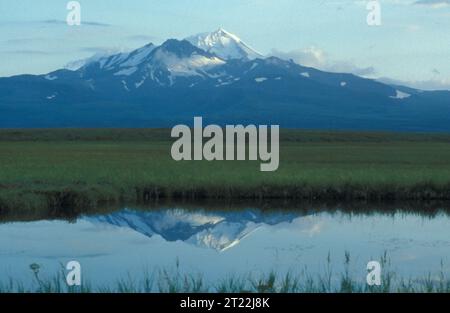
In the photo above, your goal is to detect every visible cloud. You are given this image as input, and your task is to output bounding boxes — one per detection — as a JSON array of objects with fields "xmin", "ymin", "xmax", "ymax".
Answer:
[
  {"xmin": 0, "ymin": 49, "xmax": 54, "ymax": 55},
  {"xmin": 432, "ymin": 68, "xmax": 441, "ymax": 75},
  {"xmin": 126, "ymin": 35, "xmax": 159, "ymax": 42},
  {"xmin": 3, "ymin": 37, "xmax": 48, "ymax": 45},
  {"xmin": 271, "ymin": 47, "xmax": 326, "ymax": 69},
  {"xmin": 414, "ymin": 0, "xmax": 450, "ymax": 8},
  {"xmin": 270, "ymin": 46, "xmax": 449, "ymax": 91},
  {"xmin": 378, "ymin": 76, "xmax": 450, "ymax": 91},
  {"xmin": 270, "ymin": 47, "xmax": 376, "ymax": 77},
  {"xmin": 325, "ymin": 62, "xmax": 376, "ymax": 76},
  {"xmin": 79, "ymin": 46, "xmax": 123, "ymax": 54},
  {"xmin": 41, "ymin": 19, "xmax": 111, "ymax": 27},
  {"xmin": 65, "ymin": 47, "xmax": 129, "ymax": 70},
  {"xmin": 354, "ymin": 0, "xmax": 450, "ymax": 8},
  {"xmin": 0, "ymin": 19, "xmax": 112, "ymax": 27}
]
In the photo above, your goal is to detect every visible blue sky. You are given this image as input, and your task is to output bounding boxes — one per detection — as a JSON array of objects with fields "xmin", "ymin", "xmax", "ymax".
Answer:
[{"xmin": 0, "ymin": 0, "xmax": 449, "ymax": 90}]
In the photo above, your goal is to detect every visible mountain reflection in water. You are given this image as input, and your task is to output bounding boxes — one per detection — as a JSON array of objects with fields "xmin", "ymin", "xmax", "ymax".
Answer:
[
  {"xmin": 1, "ymin": 205, "xmax": 450, "ymax": 288},
  {"xmin": 85, "ymin": 209, "xmax": 303, "ymax": 251}
]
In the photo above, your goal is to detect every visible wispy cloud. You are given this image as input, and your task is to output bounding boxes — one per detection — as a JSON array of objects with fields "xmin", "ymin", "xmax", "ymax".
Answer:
[
  {"xmin": 0, "ymin": 49, "xmax": 55, "ymax": 55},
  {"xmin": 379, "ymin": 76, "xmax": 450, "ymax": 91},
  {"xmin": 271, "ymin": 47, "xmax": 376, "ymax": 77},
  {"xmin": 41, "ymin": 19, "xmax": 111, "ymax": 27},
  {"xmin": 3, "ymin": 37, "xmax": 47, "ymax": 45},
  {"xmin": 126, "ymin": 35, "xmax": 159, "ymax": 42},
  {"xmin": 432, "ymin": 68, "xmax": 441, "ymax": 75},
  {"xmin": 79, "ymin": 46, "xmax": 121, "ymax": 54},
  {"xmin": 76, "ymin": 46, "xmax": 130, "ymax": 58},
  {"xmin": 414, "ymin": 0, "xmax": 450, "ymax": 8},
  {"xmin": 0, "ymin": 19, "xmax": 112, "ymax": 27}
]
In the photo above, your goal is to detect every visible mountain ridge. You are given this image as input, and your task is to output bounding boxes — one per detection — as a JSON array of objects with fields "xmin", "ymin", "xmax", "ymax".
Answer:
[
  {"xmin": 0, "ymin": 29, "xmax": 449, "ymax": 131},
  {"xmin": 185, "ymin": 28, "xmax": 263, "ymax": 60},
  {"xmin": 84, "ymin": 208, "xmax": 302, "ymax": 252}
]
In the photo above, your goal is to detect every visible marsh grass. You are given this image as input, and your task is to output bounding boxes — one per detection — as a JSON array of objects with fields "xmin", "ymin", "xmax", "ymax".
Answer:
[
  {"xmin": 1, "ymin": 254, "xmax": 449, "ymax": 293},
  {"xmin": 1, "ymin": 129, "xmax": 450, "ymax": 214}
]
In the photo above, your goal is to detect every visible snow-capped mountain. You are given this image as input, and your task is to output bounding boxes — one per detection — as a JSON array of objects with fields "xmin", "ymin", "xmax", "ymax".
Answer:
[
  {"xmin": 0, "ymin": 29, "xmax": 450, "ymax": 131},
  {"xmin": 185, "ymin": 28, "xmax": 263, "ymax": 60},
  {"xmin": 64, "ymin": 49, "xmax": 130, "ymax": 71},
  {"xmin": 84, "ymin": 208, "xmax": 301, "ymax": 252},
  {"xmin": 77, "ymin": 40, "xmax": 225, "ymax": 88},
  {"xmin": 66, "ymin": 28, "xmax": 257, "ymax": 73}
]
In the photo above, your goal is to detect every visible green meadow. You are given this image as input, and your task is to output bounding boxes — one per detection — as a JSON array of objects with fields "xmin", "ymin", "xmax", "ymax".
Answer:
[{"xmin": 1, "ymin": 128, "xmax": 450, "ymax": 214}]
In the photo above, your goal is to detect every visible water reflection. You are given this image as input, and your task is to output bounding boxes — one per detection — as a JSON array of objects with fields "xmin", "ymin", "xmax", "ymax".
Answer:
[
  {"xmin": 1, "ymin": 204, "xmax": 450, "ymax": 288},
  {"xmin": 85, "ymin": 209, "xmax": 301, "ymax": 251}
]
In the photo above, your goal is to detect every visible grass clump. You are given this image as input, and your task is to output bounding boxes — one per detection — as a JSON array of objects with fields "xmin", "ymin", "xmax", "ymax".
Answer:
[{"xmin": 2, "ymin": 254, "xmax": 449, "ymax": 293}]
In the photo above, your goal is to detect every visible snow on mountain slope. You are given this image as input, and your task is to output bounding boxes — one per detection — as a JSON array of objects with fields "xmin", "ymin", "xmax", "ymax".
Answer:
[
  {"xmin": 68, "ymin": 28, "xmax": 259, "ymax": 73},
  {"xmin": 186, "ymin": 28, "xmax": 263, "ymax": 60},
  {"xmin": 117, "ymin": 43, "xmax": 155, "ymax": 68},
  {"xmin": 71, "ymin": 40, "xmax": 227, "ymax": 88},
  {"xmin": 65, "ymin": 49, "xmax": 129, "ymax": 71},
  {"xmin": 85, "ymin": 209, "xmax": 225, "ymax": 239},
  {"xmin": 64, "ymin": 53, "xmax": 109, "ymax": 71},
  {"xmin": 84, "ymin": 209, "xmax": 300, "ymax": 252},
  {"xmin": 128, "ymin": 40, "xmax": 226, "ymax": 86},
  {"xmin": 186, "ymin": 221, "xmax": 261, "ymax": 252},
  {"xmin": 390, "ymin": 90, "xmax": 411, "ymax": 99},
  {"xmin": 151, "ymin": 45, "xmax": 225, "ymax": 78},
  {"xmin": 4, "ymin": 29, "xmax": 450, "ymax": 131},
  {"xmin": 79, "ymin": 43, "xmax": 156, "ymax": 73}
]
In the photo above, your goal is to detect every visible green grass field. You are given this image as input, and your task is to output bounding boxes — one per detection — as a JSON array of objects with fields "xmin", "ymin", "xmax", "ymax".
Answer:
[{"xmin": 1, "ymin": 129, "xmax": 450, "ymax": 214}]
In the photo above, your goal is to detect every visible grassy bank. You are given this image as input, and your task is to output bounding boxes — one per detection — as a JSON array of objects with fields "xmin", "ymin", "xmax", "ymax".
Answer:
[
  {"xmin": 1, "ymin": 129, "xmax": 450, "ymax": 214},
  {"xmin": 1, "ymin": 255, "xmax": 449, "ymax": 293}
]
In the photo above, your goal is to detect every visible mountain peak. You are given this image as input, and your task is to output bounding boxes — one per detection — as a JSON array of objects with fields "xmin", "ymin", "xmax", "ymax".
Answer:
[
  {"xmin": 185, "ymin": 28, "xmax": 262, "ymax": 60},
  {"xmin": 213, "ymin": 27, "xmax": 241, "ymax": 41},
  {"xmin": 158, "ymin": 38, "xmax": 217, "ymax": 59}
]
